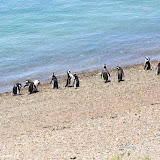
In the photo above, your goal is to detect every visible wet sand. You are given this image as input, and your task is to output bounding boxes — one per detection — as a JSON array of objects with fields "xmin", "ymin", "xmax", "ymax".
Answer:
[{"xmin": 0, "ymin": 62, "xmax": 160, "ymax": 160}]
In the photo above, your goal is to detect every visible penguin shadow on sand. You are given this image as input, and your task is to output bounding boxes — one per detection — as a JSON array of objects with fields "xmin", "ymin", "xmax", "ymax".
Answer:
[{"xmin": 13, "ymin": 93, "xmax": 23, "ymax": 96}]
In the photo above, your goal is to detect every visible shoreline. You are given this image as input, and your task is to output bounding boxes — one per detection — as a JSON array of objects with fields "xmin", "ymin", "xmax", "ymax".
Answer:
[
  {"xmin": 1, "ymin": 61, "xmax": 160, "ymax": 159},
  {"xmin": 1, "ymin": 60, "xmax": 158, "ymax": 96}
]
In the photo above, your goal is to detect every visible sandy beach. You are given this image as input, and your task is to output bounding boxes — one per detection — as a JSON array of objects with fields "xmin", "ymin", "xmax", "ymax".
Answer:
[{"xmin": 0, "ymin": 62, "xmax": 160, "ymax": 160}]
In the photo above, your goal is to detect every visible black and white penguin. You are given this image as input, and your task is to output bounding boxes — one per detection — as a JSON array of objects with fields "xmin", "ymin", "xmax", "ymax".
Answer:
[
  {"xmin": 144, "ymin": 57, "xmax": 151, "ymax": 70},
  {"xmin": 156, "ymin": 62, "xmax": 160, "ymax": 75},
  {"xmin": 50, "ymin": 73, "xmax": 58, "ymax": 89},
  {"xmin": 65, "ymin": 70, "xmax": 75, "ymax": 87},
  {"xmin": 101, "ymin": 64, "xmax": 111, "ymax": 83},
  {"xmin": 33, "ymin": 80, "xmax": 40, "ymax": 91},
  {"xmin": 73, "ymin": 74, "xmax": 79, "ymax": 89},
  {"xmin": 65, "ymin": 71, "xmax": 71, "ymax": 87},
  {"xmin": 117, "ymin": 66, "xmax": 124, "ymax": 82},
  {"xmin": 13, "ymin": 83, "xmax": 22, "ymax": 96},
  {"xmin": 24, "ymin": 80, "xmax": 40, "ymax": 94},
  {"xmin": 28, "ymin": 82, "xmax": 36, "ymax": 94}
]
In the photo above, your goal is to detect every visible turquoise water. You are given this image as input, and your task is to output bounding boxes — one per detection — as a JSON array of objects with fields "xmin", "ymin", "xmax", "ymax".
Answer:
[{"xmin": 0, "ymin": 0, "xmax": 160, "ymax": 93}]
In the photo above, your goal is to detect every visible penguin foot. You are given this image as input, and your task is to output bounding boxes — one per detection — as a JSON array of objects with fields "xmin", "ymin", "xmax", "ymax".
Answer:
[
  {"xmin": 118, "ymin": 79, "xmax": 124, "ymax": 82},
  {"xmin": 105, "ymin": 80, "xmax": 111, "ymax": 83}
]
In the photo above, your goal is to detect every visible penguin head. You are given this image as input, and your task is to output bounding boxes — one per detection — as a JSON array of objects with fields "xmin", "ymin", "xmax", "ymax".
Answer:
[
  {"xmin": 116, "ymin": 66, "xmax": 120, "ymax": 70},
  {"xmin": 104, "ymin": 64, "xmax": 106, "ymax": 69},
  {"xmin": 26, "ymin": 80, "xmax": 31, "ymax": 83},
  {"xmin": 67, "ymin": 70, "xmax": 71, "ymax": 74},
  {"xmin": 52, "ymin": 73, "xmax": 55, "ymax": 78},
  {"xmin": 145, "ymin": 57, "xmax": 150, "ymax": 62},
  {"xmin": 24, "ymin": 80, "xmax": 31, "ymax": 87},
  {"xmin": 17, "ymin": 83, "xmax": 22, "ymax": 89},
  {"xmin": 16, "ymin": 83, "xmax": 21, "ymax": 89}
]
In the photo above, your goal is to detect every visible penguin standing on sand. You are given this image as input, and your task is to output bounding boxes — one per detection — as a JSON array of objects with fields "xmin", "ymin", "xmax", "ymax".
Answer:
[
  {"xmin": 117, "ymin": 66, "xmax": 124, "ymax": 82},
  {"xmin": 50, "ymin": 73, "xmax": 58, "ymax": 89},
  {"xmin": 65, "ymin": 71, "xmax": 71, "ymax": 87},
  {"xmin": 101, "ymin": 64, "xmax": 111, "ymax": 83},
  {"xmin": 156, "ymin": 61, "xmax": 160, "ymax": 75},
  {"xmin": 144, "ymin": 57, "xmax": 151, "ymax": 70},
  {"xmin": 65, "ymin": 70, "xmax": 75, "ymax": 87},
  {"xmin": 73, "ymin": 74, "xmax": 79, "ymax": 89},
  {"xmin": 28, "ymin": 82, "xmax": 36, "ymax": 94},
  {"xmin": 13, "ymin": 83, "xmax": 22, "ymax": 96},
  {"xmin": 33, "ymin": 80, "xmax": 40, "ymax": 92},
  {"xmin": 24, "ymin": 80, "xmax": 40, "ymax": 94}
]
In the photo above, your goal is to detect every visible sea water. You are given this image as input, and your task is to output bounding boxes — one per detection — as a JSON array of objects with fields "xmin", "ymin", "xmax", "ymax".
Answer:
[{"xmin": 0, "ymin": 0, "xmax": 160, "ymax": 93}]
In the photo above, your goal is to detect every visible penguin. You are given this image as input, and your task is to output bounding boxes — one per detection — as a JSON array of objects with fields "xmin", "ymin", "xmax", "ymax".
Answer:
[
  {"xmin": 116, "ymin": 66, "xmax": 124, "ymax": 82},
  {"xmin": 28, "ymin": 82, "xmax": 36, "ymax": 94},
  {"xmin": 50, "ymin": 73, "xmax": 58, "ymax": 89},
  {"xmin": 65, "ymin": 71, "xmax": 71, "ymax": 87},
  {"xmin": 24, "ymin": 80, "xmax": 40, "ymax": 94},
  {"xmin": 101, "ymin": 64, "xmax": 111, "ymax": 83},
  {"xmin": 73, "ymin": 74, "xmax": 79, "ymax": 89},
  {"xmin": 65, "ymin": 70, "xmax": 75, "ymax": 87},
  {"xmin": 144, "ymin": 57, "xmax": 151, "ymax": 70},
  {"xmin": 13, "ymin": 83, "xmax": 22, "ymax": 96},
  {"xmin": 24, "ymin": 80, "xmax": 31, "ymax": 87},
  {"xmin": 33, "ymin": 80, "xmax": 40, "ymax": 92},
  {"xmin": 156, "ymin": 62, "xmax": 160, "ymax": 75}
]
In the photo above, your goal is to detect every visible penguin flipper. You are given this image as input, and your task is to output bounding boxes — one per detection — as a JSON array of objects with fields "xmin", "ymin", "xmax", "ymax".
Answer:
[
  {"xmin": 102, "ymin": 72, "xmax": 108, "ymax": 83},
  {"xmin": 29, "ymin": 83, "xmax": 34, "ymax": 94}
]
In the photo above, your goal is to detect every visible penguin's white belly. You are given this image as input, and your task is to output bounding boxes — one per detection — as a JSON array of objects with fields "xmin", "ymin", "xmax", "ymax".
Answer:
[{"xmin": 33, "ymin": 80, "xmax": 40, "ymax": 91}]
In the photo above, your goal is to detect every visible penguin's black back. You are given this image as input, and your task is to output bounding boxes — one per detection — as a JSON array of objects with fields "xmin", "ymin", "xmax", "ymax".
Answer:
[
  {"xmin": 13, "ymin": 85, "xmax": 17, "ymax": 95},
  {"xmin": 76, "ymin": 79, "xmax": 79, "ymax": 87},
  {"xmin": 118, "ymin": 68, "xmax": 123, "ymax": 81},
  {"xmin": 53, "ymin": 77, "xmax": 58, "ymax": 89},
  {"xmin": 144, "ymin": 61, "xmax": 151, "ymax": 70},
  {"xmin": 146, "ymin": 61, "xmax": 151, "ymax": 70},
  {"xmin": 118, "ymin": 72, "xmax": 122, "ymax": 80},
  {"xmin": 65, "ymin": 77, "xmax": 71, "ymax": 87},
  {"xmin": 74, "ymin": 75, "xmax": 79, "ymax": 87},
  {"xmin": 29, "ymin": 82, "xmax": 34, "ymax": 94},
  {"xmin": 157, "ymin": 63, "xmax": 160, "ymax": 75},
  {"xmin": 102, "ymin": 72, "xmax": 108, "ymax": 83}
]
